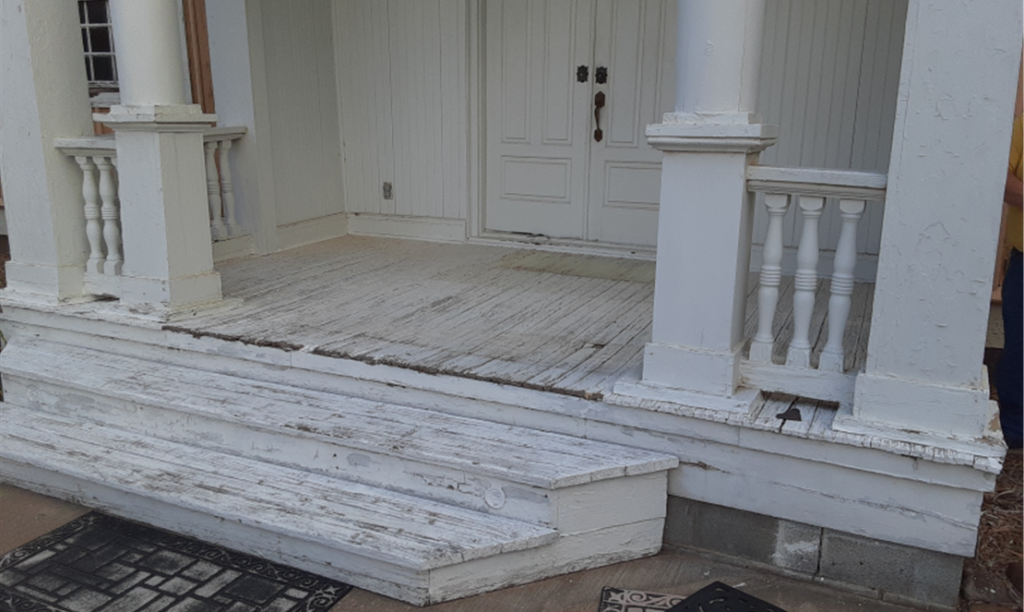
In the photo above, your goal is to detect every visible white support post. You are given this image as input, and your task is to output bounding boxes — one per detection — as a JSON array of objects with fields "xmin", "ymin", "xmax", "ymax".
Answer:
[
  {"xmin": 786, "ymin": 196, "xmax": 824, "ymax": 369},
  {"xmin": 616, "ymin": 0, "xmax": 776, "ymax": 409},
  {"xmin": 842, "ymin": 0, "xmax": 1022, "ymax": 440},
  {"xmin": 749, "ymin": 193, "xmax": 790, "ymax": 363},
  {"xmin": 819, "ymin": 199, "xmax": 865, "ymax": 372},
  {"xmin": 0, "ymin": 0, "xmax": 94, "ymax": 301},
  {"xmin": 101, "ymin": 0, "xmax": 224, "ymax": 311}
]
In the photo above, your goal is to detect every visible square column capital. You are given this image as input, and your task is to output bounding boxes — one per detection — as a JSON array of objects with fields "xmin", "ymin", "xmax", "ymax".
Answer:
[{"xmin": 646, "ymin": 121, "xmax": 777, "ymax": 154}]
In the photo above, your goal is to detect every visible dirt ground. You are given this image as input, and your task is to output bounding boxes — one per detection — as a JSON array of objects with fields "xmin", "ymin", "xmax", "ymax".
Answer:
[{"xmin": 960, "ymin": 450, "xmax": 1024, "ymax": 612}]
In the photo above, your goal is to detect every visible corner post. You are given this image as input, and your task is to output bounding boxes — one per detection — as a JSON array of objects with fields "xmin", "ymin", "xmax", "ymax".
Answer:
[
  {"xmin": 0, "ymin": 0, "xmax": 94, "ymax": 302},
  {"xmin": 843, "ymin": 0, "xmax": 1023, "ymax": 441}
]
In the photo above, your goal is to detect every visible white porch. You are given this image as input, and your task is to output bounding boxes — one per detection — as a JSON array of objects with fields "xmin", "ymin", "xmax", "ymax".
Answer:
[{"xmin": 1, "ymin": 0, "xmax": 1021, "ymax": 608}]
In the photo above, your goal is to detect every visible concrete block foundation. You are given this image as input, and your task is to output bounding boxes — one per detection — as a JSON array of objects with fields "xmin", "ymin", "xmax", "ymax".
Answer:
[{"xmin": 664, "ymin": 496, "xmax": 965, "ymax": 610}]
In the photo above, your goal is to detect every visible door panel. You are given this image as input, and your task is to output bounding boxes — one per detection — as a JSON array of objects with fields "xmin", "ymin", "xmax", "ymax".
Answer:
[
  {"xmin": 587, "ymin": 0, "xmax": 675, "ymax": 246},
  {"xmin": 485, "ymin": 0, "xmax": 594, "ymax": 239}
]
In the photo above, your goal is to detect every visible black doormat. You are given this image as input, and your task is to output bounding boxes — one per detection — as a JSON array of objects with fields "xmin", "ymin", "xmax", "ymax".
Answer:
[{"xmin": 0, "ymin": 512, "xmax": 352, "ymax": 612}]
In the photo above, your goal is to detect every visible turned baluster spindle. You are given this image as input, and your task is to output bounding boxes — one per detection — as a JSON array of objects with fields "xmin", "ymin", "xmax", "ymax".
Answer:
[
  {"xmin": 75, "ymin": 156, "xmax": 105, "ymax": 273},
  {"xmin": 749, "ymin": 193, "xmax": 791, "ymax": 362},
  {"xmin": 94, "ymin": 156, "xmax": 123, "ymax": 275},
  {"xmin": 786, "ymin": 195, "xmax": 824, "ymax": 369},
  {"xmin": 217, "ymin": 139, "xmax": 238, "ymax": 236},
  {"xmin": 205, "ymin": 141, "xmax": 227, "ymax": 240},
  {"xmin": 819, "ymin": 198, "xmax": 866, "ymax": 372}
]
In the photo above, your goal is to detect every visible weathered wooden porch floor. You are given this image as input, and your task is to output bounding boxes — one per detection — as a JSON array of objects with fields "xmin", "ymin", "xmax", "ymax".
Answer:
[{"xmin": 175, "ymin": 236, "xmax": 873, "ymax": 400}]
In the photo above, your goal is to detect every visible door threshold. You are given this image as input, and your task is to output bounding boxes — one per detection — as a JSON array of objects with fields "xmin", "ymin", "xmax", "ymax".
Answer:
[{"xmin": 470, "ymin": 232, "xmax": 656, "ymax": 261}]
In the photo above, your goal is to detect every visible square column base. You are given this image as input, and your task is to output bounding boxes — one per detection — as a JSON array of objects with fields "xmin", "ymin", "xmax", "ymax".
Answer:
[
  {"xmin": 105, "ymin": 111, "xmax": 223, "ymax": 311},
  {"xmin": 642, "ymin": 342, "xmax": 742, "ymax": 398},
  {"xmin": 841, "ymin": 371, "xmax": 1001, "ymax": 442},
  {"xmin": 119, "ymin": 272, "xmax": 224, "ymax": 311},
  {"xmin": 2, "ymin": 261, "xmax": 87, "ymax": 304}
]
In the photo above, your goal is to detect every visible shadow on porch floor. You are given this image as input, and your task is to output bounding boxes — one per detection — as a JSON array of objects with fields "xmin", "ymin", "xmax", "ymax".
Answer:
[
  {"xmin": 172, "ymin": 235, "xmax": 873, "ymax": 401},
  {"xmin": 0, "ymin": 485, "xmax": 923, "ymax": 612}
]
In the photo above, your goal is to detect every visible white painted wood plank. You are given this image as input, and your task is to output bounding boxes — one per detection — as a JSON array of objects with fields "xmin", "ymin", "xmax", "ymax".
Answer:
[
  {"xmin": 1, "ymin": 407, "xmax": 558, "ymax": 569},
  {"xmin": 4, "ymin": 338, "xmax": 676, "ymax": 488}
]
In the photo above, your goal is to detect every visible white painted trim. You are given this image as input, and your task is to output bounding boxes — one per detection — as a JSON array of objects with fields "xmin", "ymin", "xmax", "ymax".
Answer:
[
  {"xmin": 276, "ymin": 213, "xmax": 349, "ymax": 251},
  {"xmin": 470, "ymin": 233, "xmax": 657, "ymax": 261},
  {"xmin": 212, "ymin": 234, "xmax": 255, "ymax": 263},
  {"xmin": 347, "ymin": 214, "xmax": 467, "ymax": 243},
  {"xmin": 467, "ymin": 0, "xmax": 484, "ymax": 239}
]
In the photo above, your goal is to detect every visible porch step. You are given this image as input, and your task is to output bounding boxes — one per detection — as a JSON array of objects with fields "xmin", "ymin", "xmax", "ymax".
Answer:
[
  {"xmin": 1, "ymin": 338, "xmax": 676, "ymax": 528},
  {"xmin": 0, "ymin": 404, "xmax": 562, "ymax": 604},
  {"xmin": 0, "ymin": 338, "xmax": 675, "ymax": 604}
]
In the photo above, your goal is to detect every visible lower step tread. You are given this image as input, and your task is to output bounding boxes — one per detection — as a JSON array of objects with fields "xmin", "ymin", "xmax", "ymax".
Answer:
[{"xmin": 0, "ymin": 404, "xmax": 557, "ymax": 572}]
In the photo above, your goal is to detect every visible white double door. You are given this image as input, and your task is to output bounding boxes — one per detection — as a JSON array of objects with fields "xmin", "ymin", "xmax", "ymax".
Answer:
[{"xmin": 485, "ymin": 0, "xmax": 676, "ymax": 247}]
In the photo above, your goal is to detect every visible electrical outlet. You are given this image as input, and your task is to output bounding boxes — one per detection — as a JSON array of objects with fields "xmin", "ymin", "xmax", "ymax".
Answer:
[{"xmin": 383, "ymin": 182, "xmax": 393, "ymax": 200}]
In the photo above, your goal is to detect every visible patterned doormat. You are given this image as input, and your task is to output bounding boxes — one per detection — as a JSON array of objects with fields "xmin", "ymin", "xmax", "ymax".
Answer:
[
  {"xmin": 0, "ymin": 512, "xmax": 352, "ymax": 612},
  {"xmin": 597, "ymin": 587, "xmax": 686, "ymax": 612}
]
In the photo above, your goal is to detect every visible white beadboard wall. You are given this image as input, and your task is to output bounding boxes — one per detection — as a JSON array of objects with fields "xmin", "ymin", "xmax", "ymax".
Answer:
[
  {"xmin": 755, "ymin": 0, "xmax": 908, "ymax": 268},
  {"xmin": 325, "ymin": 0, "xmax": 904, "ymax": 262},
  {"xmin": 334, "ymin": 0, "xmax": 469, "ymax": 221},
  {"xmin": 261, "ymin": 0, "xmax": 344, "ymax": 228}
]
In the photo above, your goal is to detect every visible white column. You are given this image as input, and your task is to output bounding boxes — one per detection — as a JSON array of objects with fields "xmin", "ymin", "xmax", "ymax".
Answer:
[
  {"xmin": 109, "ymin": 0, "xmax": 188, "ymax": 107},
  {"xmin": 625, "ymin": 0, "xmax": 776, "ymax": 406},
  {"xmin": 844, "ymin": 0, "xmax": 1022, "ymax": 440},
  {"xmin": 101, "ymin": 0, "xmax": 223, "ymax": 311},
  {"xmin": 0, "ymin": 0, "xmax": 94, "ymax": 301}
]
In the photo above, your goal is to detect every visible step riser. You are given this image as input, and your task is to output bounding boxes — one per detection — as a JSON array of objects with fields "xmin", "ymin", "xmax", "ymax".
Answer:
[{"xmin": 2, "ymin": 375, "xmax": 557, "ymax": 526}]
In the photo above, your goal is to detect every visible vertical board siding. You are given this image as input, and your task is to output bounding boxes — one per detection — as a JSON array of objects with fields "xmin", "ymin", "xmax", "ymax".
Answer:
[
  {"xmin": 262, "ymin": 0, "xmax": 343, "ymax": 227},
  {"xmin": 754, "ymin": 0, "xmax": 907, "ymax": 262},
  {"xmin": 334, "ymin": 0, "xmax": 468, "ymax": 221}
]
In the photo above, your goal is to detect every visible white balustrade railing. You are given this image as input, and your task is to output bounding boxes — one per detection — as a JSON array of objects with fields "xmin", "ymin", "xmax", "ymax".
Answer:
[
  {"xmin": 55, "ymin": 137, "xmax": 122, "ymax": 296},
  {"xmin": 55, "ymin": 126, "xmax": 247, "ymax": 297},
  {"xmin": 203, "ymin": 127, "xmax": 247, "ymax": 240},
  {"xmin": 746, "ymin": 166, "xmax": 886, "ymax": 381}
]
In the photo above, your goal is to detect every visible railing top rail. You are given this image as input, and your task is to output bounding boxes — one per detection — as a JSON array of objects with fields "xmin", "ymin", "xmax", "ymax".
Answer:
[
  {"xmin": 54, "ymin": 126, "xmax": 248, "ymax": 156},
  {"xmin": 54, "ymin": 135, "xmax": 116, "ymax": 158},
  {"xmin": 747, "ymin": 165, "xmax": 887, "ymax": 201},
  {"xmin": 204, "ymin": 126, "xmax": 248, "ymax": 143}
]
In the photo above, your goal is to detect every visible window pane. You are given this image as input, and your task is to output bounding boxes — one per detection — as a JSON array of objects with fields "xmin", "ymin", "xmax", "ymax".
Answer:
[
  {"xmin": 81, "ymin": 29, "xmax": 90, "ymax": 53},
  {"xmin": 93, "ymin": 56, "xmax": 115, "ymax": 82},
  {"xmin": 84, "ymin": 57, "xmax": 94, "ymax": 82},
  {"xmin": 90, "ymin": 27, "xmax": 112, "ymax": 53},
  {"xmin": 85, "ymin": 0, "xmax": 108, "ymax": 25}
]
